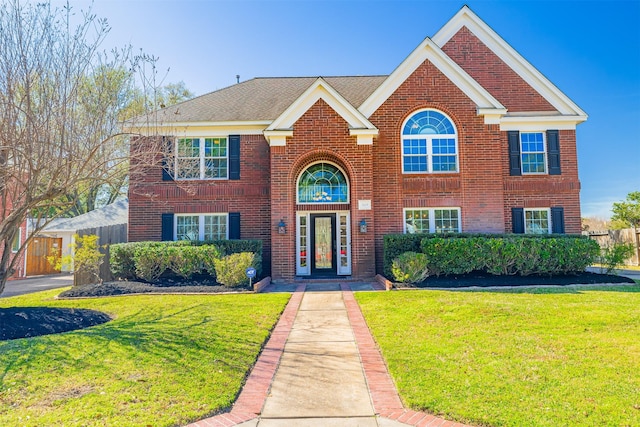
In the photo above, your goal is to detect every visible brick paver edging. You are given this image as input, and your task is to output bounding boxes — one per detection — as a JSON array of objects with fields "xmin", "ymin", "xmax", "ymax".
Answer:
[
  {"xmin": 341, "ymin": 285, "xmax": 474, "ymax": 427},
  {"xmin": 185, "ymin": 284, "xmax": 306, "ymax": 427}
]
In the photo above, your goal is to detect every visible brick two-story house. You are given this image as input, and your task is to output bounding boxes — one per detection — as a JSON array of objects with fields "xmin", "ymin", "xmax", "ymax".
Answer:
[{"xmin": 128, "ymin": 6, "xmax": 587, "ymax": 282}]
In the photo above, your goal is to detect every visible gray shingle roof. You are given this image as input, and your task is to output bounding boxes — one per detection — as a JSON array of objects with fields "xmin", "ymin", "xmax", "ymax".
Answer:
[
  {"xmin": 154, "ymin": 76, "xmax": 388, "ymax": 123},
  {"xmin": 43, "ymin": 199, "xmax": 128, "ymax": 232}
]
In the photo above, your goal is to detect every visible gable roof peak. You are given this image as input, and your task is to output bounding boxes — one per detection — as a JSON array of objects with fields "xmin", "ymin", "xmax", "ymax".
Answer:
[
  {"xmin": 265, "ymin": 76, "xmax": 378, "ymax": 146},
  {"xmin": 359, "ymin": 35, "xmax": 506, "ymax": 121},
  {"xmin": 433, "ymin": 5, "xmax": 587, "ymax": 120}
]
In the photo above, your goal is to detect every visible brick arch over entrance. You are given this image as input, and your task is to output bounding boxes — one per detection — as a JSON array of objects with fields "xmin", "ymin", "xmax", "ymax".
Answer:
[
  {"xmin": 290, "ymin": 151, "xmax": 354, "ymax": 209},
  {"xmin": 269, "ymin": 98, "xmax": 376, "ymax": 282}
]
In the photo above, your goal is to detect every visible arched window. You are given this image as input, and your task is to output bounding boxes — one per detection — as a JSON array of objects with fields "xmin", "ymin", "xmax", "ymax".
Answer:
[
  {"xmin": 402, "ymin": 109, "xmax": 458, "ymax": 173},
  {"xmin": 297, "ymin": 162, "xmax": 348, "ymax": 203}
]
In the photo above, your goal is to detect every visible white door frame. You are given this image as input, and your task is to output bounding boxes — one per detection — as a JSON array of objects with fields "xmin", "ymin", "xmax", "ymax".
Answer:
[{"xmin": 296, "ymin": 211, "xmax": 351, "ymax": 276}]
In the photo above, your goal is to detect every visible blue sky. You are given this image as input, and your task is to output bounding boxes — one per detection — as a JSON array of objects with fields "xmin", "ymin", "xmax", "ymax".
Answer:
[{"xmin": 54, "ymin": 0, "xmax": 639, "ymax": 219}]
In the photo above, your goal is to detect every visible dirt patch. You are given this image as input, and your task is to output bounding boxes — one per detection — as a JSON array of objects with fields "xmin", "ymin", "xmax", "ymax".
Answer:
[
  {"xmin": 0, "ymin": 307, "xmax": 111, "ymax": 341},
  {"xmin": 407, "ymin": 271, "xmax": 635, "ymax": 288}
]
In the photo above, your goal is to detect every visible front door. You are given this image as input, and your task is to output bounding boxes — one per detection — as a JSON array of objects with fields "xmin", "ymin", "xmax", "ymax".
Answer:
[{"xmin": 310, "ymin": 214, "xmax": 336, "ymax": 276}]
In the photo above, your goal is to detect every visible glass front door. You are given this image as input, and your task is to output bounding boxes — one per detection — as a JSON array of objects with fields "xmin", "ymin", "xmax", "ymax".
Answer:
[{"xmin": 311, "ymin": 214, "xmax": 336, "ymax": 275}]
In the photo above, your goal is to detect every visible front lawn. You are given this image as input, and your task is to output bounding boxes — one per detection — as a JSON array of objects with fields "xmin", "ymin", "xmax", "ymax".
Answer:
[
  {"xmin": 356, "ymin": 285, "xmax": 640, "ymax": 427},
  {"xmin": 0, "ymin": 289, "xmax": 290, "ymax": 426}
]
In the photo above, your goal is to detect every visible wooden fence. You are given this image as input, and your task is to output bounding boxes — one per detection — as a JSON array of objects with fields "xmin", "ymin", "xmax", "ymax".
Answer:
[
  {"xmin": 587, "ymin": 228, "xmax": 640, "ymax": 266},
  {"xmin": 75, "ymin": 224, "xmax": 127, "ymax": 286}
]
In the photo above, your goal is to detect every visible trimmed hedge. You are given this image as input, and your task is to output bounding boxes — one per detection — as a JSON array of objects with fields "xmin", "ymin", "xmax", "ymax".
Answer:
[
  {"xmin": 214, "ymin": 252, "xmax": 256, "ymax": 288},
  {"xmin": 391, "ymin": 252, "xmax": 429, "ymax": 283},
  {"xmin": 384, "ymin": 233, "xmax": 600, "ymax": 278},
  {"xmin": 110, "ymin": 240, "xmax": 262, "ymax": 284}
]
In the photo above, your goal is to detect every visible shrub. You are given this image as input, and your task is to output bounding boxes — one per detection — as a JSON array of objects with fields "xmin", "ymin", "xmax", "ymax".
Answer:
[
  {"xmin": 385, "ymin": 233, "xmax": 600, "ymax": 278},
  {"xmin": 199, "ymin": 245, "xmax": 222, "ymax": 280},
  {"xmin": 166, "ymin": 245, "xmax": 205, "ymax": 279},
  {"xmin": 133, "ymin": 244, "xmax": 171, "ymax": 282},
  {"xmin": 214, "ymin": 252, "xmax": 256, "ymax": 288},
  {"xmin": 482, "ymin": 238, "xmax": 525, "ymax": 275},
  {"xmin": 383, "ymin": 234, "xmax": 425, "ymax": 277},
  {"xmin": 597, "ymin": 242, "xmax": 635, "ymax": 274},
  {"xmin": 110, "ymin": 242, "xmax": 146, "ymax": 279},
  {"xmin": 421, "ymin": 237, "xmax": 485, "ymax": 276},
  {"xmin": 392, "ymin": 252, "xmax": 429, "ymax": 284},
  {"xmin": 211, "ymin": 240, "xmax": 262, "ymax": 277}
]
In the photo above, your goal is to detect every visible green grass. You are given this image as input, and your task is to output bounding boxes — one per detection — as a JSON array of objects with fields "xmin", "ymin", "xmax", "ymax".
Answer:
[
  {"xmin": 0, "ymin": 288, "xmax": 290, "ymax": 427},
  {"xmin": 356, "ymin": 285, "xmax": 640, "ymax": 427}
]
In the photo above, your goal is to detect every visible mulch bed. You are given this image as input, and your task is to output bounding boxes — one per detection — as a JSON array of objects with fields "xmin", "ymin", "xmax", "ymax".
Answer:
[
  {"xmin": 406, "ymin": 271, "xmax": 635, "ymax": 288},
  {"xmin": 58, "ymin": 280, "xmax": 248, "ymax": 298},
  {"xmin": 0, "ymin": 307, "xmax": 111, "ymax": 341}
]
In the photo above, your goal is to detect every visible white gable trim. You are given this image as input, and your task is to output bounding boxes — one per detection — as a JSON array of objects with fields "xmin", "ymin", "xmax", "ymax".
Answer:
[
  {"xmin": 500, "ymin": 115, "xmax": 586, "ymax": 131},
  {"xmin": 265, "ymin": 77, "xmax": 378, "ymax": 146},
  {"xmin": 433, "ymin": 6, "xmax": 587, "ymax": 119},
  {"xmin": 359, "ymin": 37, "xmax": 506, "ymax": 122}
]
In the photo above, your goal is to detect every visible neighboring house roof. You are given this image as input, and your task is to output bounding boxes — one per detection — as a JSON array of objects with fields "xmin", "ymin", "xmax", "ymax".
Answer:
[
  {"xmin": 149, "ymin": 76, "xmax": 388, "ymax": 124},
  {"xmin": 42, "ymin": 199, "xmax": 129, "ymax": 233}
]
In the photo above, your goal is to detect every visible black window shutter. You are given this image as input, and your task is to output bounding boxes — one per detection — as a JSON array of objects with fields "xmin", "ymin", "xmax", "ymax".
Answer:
[
  {"xmin": 229, "ymin": 212, "xmax": 240, "ymax": 239},
  {"xmin": 161, "ymin": 213, "xmax": 174, "ymax": 241},
  {"xmin": 551, "ymin": 207, "xmax": 565, "ymax": 234},
  {"xmin": 547, "ymin": 130, "xmax": 561, "ymax": 175},
  {"xmin": 508, "ymin": 131, "xmax": 521, "ymax": 176},
  {"xmin": 162, "ymin": 136, "xmax": 174, "ymax": 181},
  {"xmin": 229, "ymin": 135, "xmax": 240, "ymax": 180},
  {"xmin": 512, "ymin": 208, "xmax": 525, "ymax": 234}
]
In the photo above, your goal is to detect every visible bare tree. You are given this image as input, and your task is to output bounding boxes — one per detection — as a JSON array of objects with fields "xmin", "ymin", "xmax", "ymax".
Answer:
[{"xmin": 0, "ymin": 1, "xmax": 165, "ymax": 293}]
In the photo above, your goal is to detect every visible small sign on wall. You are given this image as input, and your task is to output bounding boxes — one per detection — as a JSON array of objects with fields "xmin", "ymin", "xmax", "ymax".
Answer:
[{"xmin": 358, "ymin": 200, "xmax": 372, "ymax": 210}]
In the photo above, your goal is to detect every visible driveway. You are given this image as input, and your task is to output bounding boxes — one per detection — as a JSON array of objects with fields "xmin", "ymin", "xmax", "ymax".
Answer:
[{"xmin": 1, "ymin": 274, "xmax": 73, "ymax": 298}]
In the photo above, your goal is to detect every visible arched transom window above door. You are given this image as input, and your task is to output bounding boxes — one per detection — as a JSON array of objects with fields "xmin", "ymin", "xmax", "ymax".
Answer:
[
  {"xmin": 297, "ymin": 162, "xmax": 349, "ymax": 204},
  {"xmin": 402, "ymin": 109, "xmax": 458, "ymax": 173}
]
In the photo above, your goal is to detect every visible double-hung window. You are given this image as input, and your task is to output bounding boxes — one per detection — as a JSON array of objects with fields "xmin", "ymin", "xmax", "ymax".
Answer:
[
  {"xmin": 175, "ymin": 214, "xmax": 228, "ymax": 241},
  {"xmin": 402, "ymin": 110, "xmax": 458, "ymax": 173},
  {"xmin": 509, "ymin": 130, "xmax": 561, "ymax": 176},
  {"xmin": 524, "ymin": 208, "xmax": 551, "ymax": 234},
  {"xmin": 176, "ymin": 137, "xmax": 228, "ymax": 179},
  {"xmin": 404, "ymin": 208, "xmax": 461, "ymax": 233},
  {"xmin": 512, "ymin": 207, "xmax": 564, "ymax": 234},
  {"xmin": 520, "ymin": 132, "xmax": 546, "ymax": 174}
]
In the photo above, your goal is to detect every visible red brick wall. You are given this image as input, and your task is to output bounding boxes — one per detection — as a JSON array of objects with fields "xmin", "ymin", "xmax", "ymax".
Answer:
[
  {"xmin": 369, "ymin": 59, "xmax": 509, "ymax": 273},
  {"xmin": 128, "ymin": 134, "xmax": 273, "ymax": 274},
  {"xmin": 442, "ymin": 26, "xmax": 557, "ymax": 112},
  {"xmin": 503, "ymin": 130, "xmax": 581, "ymax": 233},
  {"xmin": 270, "ymin": 99, "xmax": 376, "ymax": 281}
]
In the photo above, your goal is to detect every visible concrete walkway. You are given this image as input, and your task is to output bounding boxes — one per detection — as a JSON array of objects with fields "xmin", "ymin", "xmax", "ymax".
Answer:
[{"xmin": 187, "ymin": 283, "xmax": 471, "ymax": 427}]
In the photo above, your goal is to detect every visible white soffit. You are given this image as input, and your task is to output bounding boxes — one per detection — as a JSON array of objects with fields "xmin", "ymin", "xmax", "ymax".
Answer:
[
  {"xmin": 359, "ymin": 37, "xmax": 506, "ymax": 121},
  {"xmin": 433, "ymin": 6, "xmax": 588, "ymax": 120},
  {"xmin": 265, "ymin": 78, "xmax": 378, "ymax": 146}
]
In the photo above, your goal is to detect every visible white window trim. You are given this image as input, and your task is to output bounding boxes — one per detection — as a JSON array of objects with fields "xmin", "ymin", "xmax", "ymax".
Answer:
[
  {"xmin": 296, "ymin": 161, "xmax": 350, "ymax": 205},
  {"xmin": 524, "ymin": 208, "xmax": 552, "ymax": 234},
  {"xmin": 401, "ymin": 109, "xmax": 459, "ymax": 174},
  {"xmin": 403, "ymin": 207, "xmax": 462, "ymax": 233},
  {"xmin": 175, "ymin": 137, "xmax": 228, "ymax": 180},
  {"xmin": 174, "ymin": 213, "xmax": 229, "ymax": 241},
  {"xmin": 520, "ymin": 131, "xmax": 547, "ymax": 175}
]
